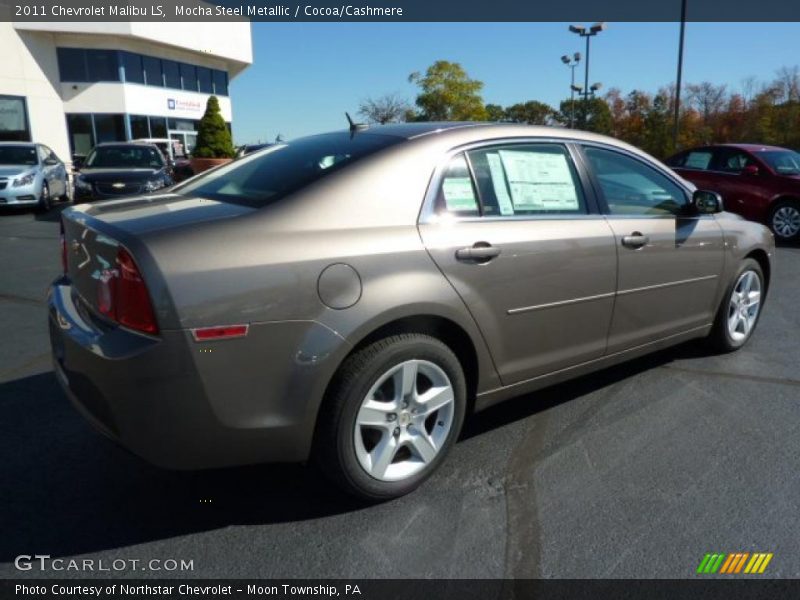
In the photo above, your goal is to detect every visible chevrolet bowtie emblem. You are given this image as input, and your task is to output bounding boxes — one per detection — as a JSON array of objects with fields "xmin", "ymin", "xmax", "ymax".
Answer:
[{"xmin": 112, "ymin": 182, "xmax": 126, "ymax": 189}]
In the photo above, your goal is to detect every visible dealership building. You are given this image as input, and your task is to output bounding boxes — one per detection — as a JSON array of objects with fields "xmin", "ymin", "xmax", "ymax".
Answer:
[{"xmin": 0, "ymin": 21, "xmax": 252, "ymax": 163}]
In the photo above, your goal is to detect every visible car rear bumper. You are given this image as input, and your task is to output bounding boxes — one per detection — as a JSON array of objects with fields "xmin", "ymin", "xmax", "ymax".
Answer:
[{"xmin": 48, "ymin": 277, "xmax": 348, "ymax": 469}]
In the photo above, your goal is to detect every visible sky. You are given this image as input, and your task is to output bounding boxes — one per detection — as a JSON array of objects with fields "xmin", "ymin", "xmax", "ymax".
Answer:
[{"xmin": 230, "ymin": 22, "xmax": 800, "ymax": 144}]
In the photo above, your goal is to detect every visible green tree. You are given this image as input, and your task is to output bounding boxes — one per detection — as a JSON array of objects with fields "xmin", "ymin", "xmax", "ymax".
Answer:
[
  {"xmin": 193, "ymin": 96, "xmax": 235, "ymax": 159},
  {"xmin": 558, "ymin": 98, "xmax": 612, "ymax": 134},
  {"xmin": 408, "ymin": 61, "xmax": 487, "ymax": 121},
  {"xmin": 485, "ymin": 103, "xmax": 506, "ymax": 121},
  {"xmin": 504, "ymin": 100, "xmax": 554, "ymax": 125}
]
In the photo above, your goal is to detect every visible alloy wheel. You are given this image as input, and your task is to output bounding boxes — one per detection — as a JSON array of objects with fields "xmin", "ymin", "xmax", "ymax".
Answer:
[
  {"xmin": 772, "ymin": 205, "xmax": 800, "ymax": 239},
  {"xmin": 727, "ymin": 270, "xmax": 762, "ymax": 343},
  {"xmin": 353, "ymin": 359, "xmax": 454, "ymax": 482}
]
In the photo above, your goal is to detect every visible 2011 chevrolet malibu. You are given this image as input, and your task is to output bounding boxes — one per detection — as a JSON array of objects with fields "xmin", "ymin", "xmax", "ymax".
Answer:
[{"xmin": 49, "ymin": 123, "xmax": 774, "ymax": 500}]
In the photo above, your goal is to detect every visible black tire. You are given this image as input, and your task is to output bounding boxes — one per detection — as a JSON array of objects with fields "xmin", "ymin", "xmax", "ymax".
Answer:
[
  {"xmin": 314, "ymin": 333, "xmax": 466, "ymax": 501},
  {"xmin": 768, "ymin": 199, "xmax": 800, "ymax": 243},
  {"xmin": 36, "ymin": 182, "xmax": 51, "ymax": 213},
  {"xmin": 707, "ymin": 258, "xmax": 764, "ymax": 353}
]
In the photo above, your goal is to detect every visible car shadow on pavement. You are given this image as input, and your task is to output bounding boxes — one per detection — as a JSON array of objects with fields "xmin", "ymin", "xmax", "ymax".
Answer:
[{"xmin": 0, "ymin": 341, "xmax": 711, "ymax": 561}]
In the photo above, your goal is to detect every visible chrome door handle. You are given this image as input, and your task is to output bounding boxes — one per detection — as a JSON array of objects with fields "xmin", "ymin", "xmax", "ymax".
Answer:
[
  {"xmin": 455, "ymin": 243, "xmax": 501, "ymax": 263},
  {"xmin": 621, "ymin": 232, "xmax": 649, "ymax": 249}
]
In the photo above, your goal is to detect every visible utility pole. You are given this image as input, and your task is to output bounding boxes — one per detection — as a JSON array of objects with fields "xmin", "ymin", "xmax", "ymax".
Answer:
[{"xmin": 673, "ymin": 0, "xmax": 688, "ymax": 151}]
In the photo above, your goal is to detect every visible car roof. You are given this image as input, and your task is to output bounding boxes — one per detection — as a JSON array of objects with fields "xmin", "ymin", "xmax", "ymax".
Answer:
[
  {"xmin": 684, "ymin": 143, "xmax": 789, "ymax": 153},
  {"xmin": 0, "ymin": 141, "xmax": 36, "ymax": 146}
]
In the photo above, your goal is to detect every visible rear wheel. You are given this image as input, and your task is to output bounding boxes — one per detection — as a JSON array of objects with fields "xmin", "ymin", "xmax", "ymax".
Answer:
[
  {"xmin": 768, "ymin": 199, "xmax": 800, "ymax": 242},
  {"xmin": 315, "ymin": 334, "xmax": 466, "ymax": 500},
  {"xmin": 36, "ymin": 182, "xmax": 51, "ymax": 213},
  {"xmin": 708, "ymin": 258, "xmax": 764, "ymax": 352}
]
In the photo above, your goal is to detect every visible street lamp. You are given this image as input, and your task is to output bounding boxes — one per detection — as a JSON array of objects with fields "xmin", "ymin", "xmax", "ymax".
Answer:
[
  {"xmin": 561, "ymin": 52, "xmax": 581, "ymax": 128},
  {"xmin": 568, "ymin": 23, "xmax": 606, "ymax": 104}
]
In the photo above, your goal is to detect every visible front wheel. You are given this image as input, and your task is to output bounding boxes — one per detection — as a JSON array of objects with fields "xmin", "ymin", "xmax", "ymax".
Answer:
[
  {"xmin": 708, "ymin": 258, "xmax": 764, "ymax": 352},
  {"xmin": 36, "ymin": 182, "xmax": 51, "ymax": 213},
  {"xmin": 314, "ymin": 334, "xmax": 466, "ymax": 500}
]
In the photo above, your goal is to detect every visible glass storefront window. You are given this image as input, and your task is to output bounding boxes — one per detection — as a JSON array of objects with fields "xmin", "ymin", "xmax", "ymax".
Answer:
[
  {"xmin": 94, "ymin": 114, "xmax": 126, "ymax": 144},
  {"xmin": 129, "ymin": 115, "xmax": 150, "ymax": 139},
  {"xmin": 180, "ymin": 63, "xmax": 198, "ymax": 92},
  {"xmin": 123, "ymin": 52, "xmax": 144, "ymax": 84},
  {"xmin": 0, "ymin": 95, "xmax": 31, "ymax": 142},
  {"xmin": 143, "ymin": 56, "xmax": 162, "ymax": 87},
  {"xmin": 57, "ymin": 48, "xmax": 88, "ymax": 82},
  {"xmin": 86, "ymin": 50, "xmax": 120, "ymax": 82},
  {"xmin": 149, "ymin": 117, "xmax": 168, "ymax": 138},
  {"xmin": 163, "ymin": 61, "xmax": 181, "ymax": 89},
  {"xmin": 197, "ymin": 67, "xmax": 213, "ymax": 94},
  {"xmin": 66, "ymin": 114, "xmax": 93, "ymax": 156},
  {"xmin": 213, "ymin": 70, "xmax": 228, "ymax": 96}
]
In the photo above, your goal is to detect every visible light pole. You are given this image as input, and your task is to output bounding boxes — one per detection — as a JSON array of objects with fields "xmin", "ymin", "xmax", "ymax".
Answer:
[
  {"xmin": 568, "ymin": 23, "xmax": 606, "ymax": 105},
  {"xmin": 673, "ymin": 0, "xmax": 688, "ymax": 150},
  {"xmin": 561, "ymin": 52, "xmax": 581, "ymax": 128}
]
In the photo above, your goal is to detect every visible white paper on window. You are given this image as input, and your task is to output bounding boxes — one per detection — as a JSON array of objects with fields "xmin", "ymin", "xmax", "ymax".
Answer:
[
  {"xmin": 486, "ymin": 153, "xmax": 515, "ymax": 215},
  {"xmin": 442, "ymin": 177, "xmax": 478, "ymax": 211},
  {"xmin": 498, "ymin": 150, "xmax": 579, "ymax": 211}
]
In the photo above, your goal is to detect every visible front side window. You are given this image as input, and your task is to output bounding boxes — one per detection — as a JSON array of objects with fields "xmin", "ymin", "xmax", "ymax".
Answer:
[
  {"xmin": 757, "ymin": 149, "xmax": 800, "ymax": 175},
  {"xmin": 713, "ymin": 149, "xmax": 756, "ymax": 174},
  {"xmin": 85, "ymin": 145, "xmax": 164, "ymax": 169},
  {"xmin": 174, "ymin": 132, "xmax": 403, "ymax": 208},
  {"xmin": 584, "ymin": 146, "xmax": 687, "ymax": 216}
]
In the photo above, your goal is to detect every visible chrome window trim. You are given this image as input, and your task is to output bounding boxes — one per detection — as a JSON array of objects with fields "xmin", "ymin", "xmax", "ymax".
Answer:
[{"xmin": 418, "ymin": 137, "xmax": 595, "ymax": 225}]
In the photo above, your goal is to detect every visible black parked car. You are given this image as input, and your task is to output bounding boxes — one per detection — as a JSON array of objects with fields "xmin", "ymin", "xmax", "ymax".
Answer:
[{"xmin": 73, "ymin": 143, "xmax": 173, "ymax": 201}]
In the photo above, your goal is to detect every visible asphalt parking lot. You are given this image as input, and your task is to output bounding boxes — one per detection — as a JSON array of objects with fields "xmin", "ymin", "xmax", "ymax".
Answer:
[{"xmin": 1, "ymin": 205, "xmax": 799, "ymax": 579}]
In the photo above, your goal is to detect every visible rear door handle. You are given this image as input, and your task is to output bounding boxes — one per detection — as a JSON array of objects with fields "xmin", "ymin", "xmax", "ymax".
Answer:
[
  {"xmin": 621, "ymin": 232, "xmax": 649, "ymax": 249},
  {"xmin": 455, "ymin": 243, "xmax": 501, "ymax": 263}
]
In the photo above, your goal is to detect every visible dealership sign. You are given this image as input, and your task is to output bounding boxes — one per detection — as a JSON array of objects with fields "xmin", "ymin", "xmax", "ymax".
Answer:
[{"xmin": 167, "ymin": 97, "xmax": 204, "ymax": 117}]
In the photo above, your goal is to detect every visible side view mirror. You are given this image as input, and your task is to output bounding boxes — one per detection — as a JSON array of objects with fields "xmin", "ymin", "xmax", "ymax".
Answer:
[
  {"xmin": 742, "ymin": 164, "xmax": 759, "ymax": 176},
  {"xmin": 692, "ymin": 189, "xmax": 723, "ymax": 214},
  {"xmin": 72, "ymin": 156, "xmax": 85, "ymax": 171},
  {"xmin": 43, "ymin": 158, "xmax": 58, "ymax": 166}
]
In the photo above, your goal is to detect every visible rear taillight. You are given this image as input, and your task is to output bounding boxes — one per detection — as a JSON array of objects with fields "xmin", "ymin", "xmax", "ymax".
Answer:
[
  {"xmin": 60, "ymin": 219, "xmax": 67, "ymax": 274},
  {"xmin": 95, "ymin": 246, "xmax": 159, "ymax": 335}
]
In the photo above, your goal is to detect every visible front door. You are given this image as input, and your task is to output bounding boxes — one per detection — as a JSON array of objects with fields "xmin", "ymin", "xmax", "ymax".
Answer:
[
  {"xmin": 580, "ymin": 145, "xmax": 725, "ymax": 354},
  {"xmin": 419, "ymin": 142, "xmax": 617, "ymax": 386}
]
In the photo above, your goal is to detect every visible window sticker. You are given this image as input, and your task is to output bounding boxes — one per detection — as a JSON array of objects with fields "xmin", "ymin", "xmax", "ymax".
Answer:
[
  {"xmin": 486, "ymin": 153, "xmax": 515, "ymax": 216},
  {"xmin": 442, "ymin": 177, "xmax": 478, "ymax": 211},
  {"xmin": 498, "ymin": 150, "xmax": 579, "ymax": 211}
]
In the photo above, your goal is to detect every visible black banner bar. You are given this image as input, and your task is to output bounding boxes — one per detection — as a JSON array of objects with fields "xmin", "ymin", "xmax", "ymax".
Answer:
[
  {"xmin": 2, "ymin": 0, "xmax": 800, "ymax": 22},
  {"xmin": 2, "ymin": 579, "xmax": 797, "ymax": 600}
]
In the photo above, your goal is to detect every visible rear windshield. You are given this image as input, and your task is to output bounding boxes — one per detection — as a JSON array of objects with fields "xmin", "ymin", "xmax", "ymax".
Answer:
[
  {"xmin": 0, "ymin": 145, "xmax": 37, "ymax": 166},
  {"xmin": 173, "ymin": 132, "xmax": 403, "ymax": 207},
  {"xmin": 757, "ymin": 150, "xmax": 800, "ymax": 175},
  {"xmin": 86, "ymin": 146, "xmax": 165, "ymax": 169}
]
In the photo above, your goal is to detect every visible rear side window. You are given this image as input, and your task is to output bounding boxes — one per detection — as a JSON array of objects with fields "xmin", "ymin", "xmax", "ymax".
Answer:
[
  {"xmin": 434, "ymin": 143, "xmax": 586, "ymax": 217},
  {"xmin": 174, "ymin": 132, "xmax": 403, "ymax": 208}
]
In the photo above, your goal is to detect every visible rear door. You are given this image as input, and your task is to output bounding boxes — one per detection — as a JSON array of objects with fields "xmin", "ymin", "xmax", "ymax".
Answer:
[
  {"xmin": 418, "ymin": 141, "xmax": 618, "ymax": 386},
  {"xmin": 579, "ymin": 144, "xmax": 725, "ymax": 353},
  {"xmin": 707, "ymin": 147, "xmax": 771, "ymax": 222}
]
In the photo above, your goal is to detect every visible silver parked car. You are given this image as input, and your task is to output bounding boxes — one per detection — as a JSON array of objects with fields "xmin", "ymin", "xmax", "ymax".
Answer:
[
  {"xmin": 49, "ymin": 123, "xmax": 774, "ymax": 499},
  {"xmin": 0, "ymin": 142, "xmax": 69, "ymax": 211}
]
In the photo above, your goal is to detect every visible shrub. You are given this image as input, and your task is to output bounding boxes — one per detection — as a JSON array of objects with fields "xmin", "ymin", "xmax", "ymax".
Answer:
[{"xmin": 193, "ymin": 96, "xmax": 235, "ymax": 159}]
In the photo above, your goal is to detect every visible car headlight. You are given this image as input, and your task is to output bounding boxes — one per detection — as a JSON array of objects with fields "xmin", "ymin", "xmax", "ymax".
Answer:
[
  {"xmin": 144, "ymin": 178, "xmax": 166, "ymax": 192},
  {"xmin": 12, "ymin": 171, "xmax": 36, "ymax": 187},
  {"xmin": 74, "ymin": 176, "xmax": 91, "ymax": 191}
]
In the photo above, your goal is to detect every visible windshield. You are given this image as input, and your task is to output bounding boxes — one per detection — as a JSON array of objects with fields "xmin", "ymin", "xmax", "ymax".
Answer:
[
  {"xmin": 758, "ymin": 150, "xmax": 800, "ymax": 175},
  {"xmin": 85, "ymin": 145, "xmax": 165, "ymax": 169},
  {"xmin": 174, "ymin": 132, "xmax": 403, "ymax": 207},
  {"xmin": 0, "ymin": 145, "xmax": 37, "ymax": 166}
]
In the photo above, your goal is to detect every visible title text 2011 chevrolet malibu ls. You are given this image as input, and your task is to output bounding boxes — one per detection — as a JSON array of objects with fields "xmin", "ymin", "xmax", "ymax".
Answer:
[{"xmin": 49, "ymin": 123, "xmax": 774, "ymax": 499}]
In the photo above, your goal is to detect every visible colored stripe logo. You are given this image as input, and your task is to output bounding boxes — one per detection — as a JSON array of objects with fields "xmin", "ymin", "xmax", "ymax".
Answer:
[{"xmin": 697, "ymin": 552, "xmax": 773, "ymax": 574}]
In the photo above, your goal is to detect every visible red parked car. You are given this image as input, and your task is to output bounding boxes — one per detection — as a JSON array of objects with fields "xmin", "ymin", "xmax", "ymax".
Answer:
[{"xmin": 667, "ymin": 143, "xmax": 800, "ymax": 242}]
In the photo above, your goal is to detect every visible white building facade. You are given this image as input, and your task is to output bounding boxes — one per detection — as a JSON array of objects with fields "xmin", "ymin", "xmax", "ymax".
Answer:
[{"xmin": 0, "ymin": 21, "xmax": 252, "ymax": 163}]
